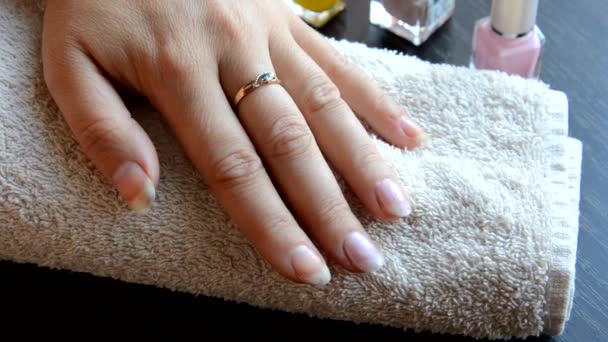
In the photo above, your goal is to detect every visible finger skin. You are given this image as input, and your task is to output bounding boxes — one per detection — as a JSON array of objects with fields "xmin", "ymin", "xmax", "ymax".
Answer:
[
  {"xmin": 271, "ymin": 35, "xmax": 414, "ymax": 223},
  {"xmin": 152, "ymin": 64, "xmax": 331, "ymax": 285},
  {"xmin": 290, "ymin": 18, "xmax": 428, "ymax": 150},
  {"xmin": 42, "ymin": 35, "xmax": 159, "ymax": 211}
]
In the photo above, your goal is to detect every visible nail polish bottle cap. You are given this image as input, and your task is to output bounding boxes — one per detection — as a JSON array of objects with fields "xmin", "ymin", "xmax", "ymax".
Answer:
[{"xmin": 490, "ymin": 0, "xmax": 539, "ymax": 38}]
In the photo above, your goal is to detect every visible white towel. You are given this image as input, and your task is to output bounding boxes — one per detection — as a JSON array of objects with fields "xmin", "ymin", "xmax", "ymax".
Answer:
[{"xmin": 0, "ymin": 1, "xmax": 582, "ymax": 339}]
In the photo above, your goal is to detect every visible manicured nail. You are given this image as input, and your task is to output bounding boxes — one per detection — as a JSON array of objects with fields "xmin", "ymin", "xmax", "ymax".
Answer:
[
  {"xmin": 400, "ymin": 116, "xmax": 424, "ymax": 140},
  {"xmin": 343, "ymin": 232, "xmax": 384, "ymax": 272},
  {"xmin": 112, "ymin": 161, "xmax": 156, "ymax": 212},
  {"xmin": 415, "ymin": 132, "xmax": 430, "ymax": 146},
  {"xmin": 376, "ymin": 178, "xmax": 412, "ymax": 217},
  {"xmin": 290, "ymin": 245, "xmax": 331, "ymax": 286}
]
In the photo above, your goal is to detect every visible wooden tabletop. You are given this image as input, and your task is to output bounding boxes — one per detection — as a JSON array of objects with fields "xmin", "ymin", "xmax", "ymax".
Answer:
[{"xmin": 1, "ymin": 1, "xmax": 605, "ymax": 340}]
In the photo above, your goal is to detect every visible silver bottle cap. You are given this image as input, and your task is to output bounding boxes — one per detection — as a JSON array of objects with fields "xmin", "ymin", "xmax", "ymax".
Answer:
[{"xmin": 490, "ymin": 0, "xmax": 539, "ymax": 38}]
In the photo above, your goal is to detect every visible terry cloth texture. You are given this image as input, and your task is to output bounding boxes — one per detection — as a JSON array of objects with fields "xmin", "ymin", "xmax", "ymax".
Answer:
[{"xmin": 0, "ymin": 1, "xmax": 582, "ymax": 339}]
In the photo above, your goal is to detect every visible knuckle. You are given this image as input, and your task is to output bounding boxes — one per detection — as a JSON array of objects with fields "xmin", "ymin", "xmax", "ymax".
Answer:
[
  {"xmin": 208, "ymin": 3, "xmax": 247, "ymax": 47},
  {"xmin": 326, "ymin": 49, "xmax": 355, "ymax": 79},
  {"xmin": 267, "ymin": 116, "xmax": 313, "ymax": 159},
  {"xmin": 156, "ymin": 43, "xmax": 197, "ymax": 83},
  {"xmin": 371, "ymin": 91, "xmax": 394, "ymax": 116},
  {"xmin": 317, "ymin": 196, "xmax": 353, "ymax": 228},
  {"xmin": 354, "ymin": 143, "xmax": 384, "ymax": 168},
  {"xmin": 209, "ymin": 148, "xmax": 263, "ymax": 189},
  {"xmin": 257, "ymin": 215, "xmax": 294, "ymax": 241},
  {"xmin": 76, "ymin": 117, "xmax": 122, "ymax": 156},
  {"xmin": 302, "ymin": 73, "xmax": 342, "ymax": 118}
]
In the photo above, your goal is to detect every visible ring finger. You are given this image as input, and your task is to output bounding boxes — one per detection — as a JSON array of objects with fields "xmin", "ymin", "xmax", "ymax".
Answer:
[{"xmin": 221, "ymin": 47, "xmax": 385, "ymax": 273}]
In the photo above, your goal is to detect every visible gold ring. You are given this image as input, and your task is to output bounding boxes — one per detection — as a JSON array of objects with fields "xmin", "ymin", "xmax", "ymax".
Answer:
[{"xmin": 233, "ymin": 72, "xmax": 281, "ymax": 107}]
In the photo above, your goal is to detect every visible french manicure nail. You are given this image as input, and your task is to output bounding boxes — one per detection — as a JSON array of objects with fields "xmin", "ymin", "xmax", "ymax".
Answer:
[
  {"xmin": 415, "ymin": 132, "xmax": 430, "ymax": 146},
  {"xmin": 399, "ymin": 116, "xmax": 424, "ymax": 140},
  {"xmin": 343, "ymin": 232, "xmax": 384, "ymax": 272},
  {"xmin": 112, "ymin": 161, "xmax": 156, "ymax": 212},
  {"xmin": 290, "ymin": 245, "xmax": 331, "ymax": 286},
  {"xmin": 376, "ymin": 178, "xmax": 412, "ymax": 217}
]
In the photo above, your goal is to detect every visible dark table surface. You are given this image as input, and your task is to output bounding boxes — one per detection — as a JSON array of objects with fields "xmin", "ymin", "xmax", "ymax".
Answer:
[{"xmin": 1, "ymin": 0, "xmax": 606, "ymax": 340}]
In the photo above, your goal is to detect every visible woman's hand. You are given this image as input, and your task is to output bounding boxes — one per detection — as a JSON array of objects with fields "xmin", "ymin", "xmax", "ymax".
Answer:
[{"xmin": 42, "ymin": 0, "xmax": 426, "ymax": 285}]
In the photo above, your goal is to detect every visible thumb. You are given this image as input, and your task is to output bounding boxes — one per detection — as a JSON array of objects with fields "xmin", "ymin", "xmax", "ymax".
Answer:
[{"xmin": 43, "ymin": 46, "xmax": 159, "ymax": 212}]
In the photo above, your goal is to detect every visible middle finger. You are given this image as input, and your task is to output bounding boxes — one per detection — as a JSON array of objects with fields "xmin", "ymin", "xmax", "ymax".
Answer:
[
  {"xmin": 221, "ymin": 48, "xmax": 385, "ymax": 273},
  {"xmin": 270, "ymin": 33, "xmax": 414, "ymax": 223}
]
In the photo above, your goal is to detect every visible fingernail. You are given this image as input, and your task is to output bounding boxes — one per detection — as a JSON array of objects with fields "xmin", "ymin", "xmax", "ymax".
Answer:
[
  {"xmin": 400, "ymin": 116, "xmax": 424, "ymax": 140},
  {"xmin": 112, "ymin": 161, "xmax": 156, "ymax": 212},
  {"xmin": 343, "ymin": 232, "xmax": 384, "ymax": 272},
  {"xmin": 415, "ymin": 132, "xmax": 430, "ymax": 146},
  {"xmin": 290, "ymin": 245, "xmax": 331, "ymax": 286},
  {"xmin": 376, "ymin": 178, "xmax": 412, "ymax": 217}
]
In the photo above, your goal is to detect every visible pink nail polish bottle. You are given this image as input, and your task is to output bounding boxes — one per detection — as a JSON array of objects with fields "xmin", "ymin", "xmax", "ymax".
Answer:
[{"xmin": 471, "ymin": 0, "xmax": 545, "ymax": 79}]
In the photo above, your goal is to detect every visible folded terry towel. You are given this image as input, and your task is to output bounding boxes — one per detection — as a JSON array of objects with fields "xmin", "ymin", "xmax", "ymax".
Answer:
[{"xmin": 0, "ymin": 1, "xmax": 583, "ymax": 339}]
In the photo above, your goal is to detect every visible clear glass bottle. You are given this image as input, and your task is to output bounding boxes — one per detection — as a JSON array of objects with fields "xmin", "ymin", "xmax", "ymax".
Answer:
[
  {"xmin": 471, "ymin": 0, "xmax": 545, "ymax": 79},
  {"xmin": 288, "ymin": 0, "xmax": 346, "ymax": 28},
  {"xmin": 370, "ymin": 0, "xmax": 456, "ymax": 46}
]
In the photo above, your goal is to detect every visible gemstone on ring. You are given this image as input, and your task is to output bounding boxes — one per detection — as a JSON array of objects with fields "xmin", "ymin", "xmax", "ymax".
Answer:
[
  {"xmin": 233, "ymin": 72, "xmax": 282, "ymax": 107},
  {"xmin": 259, "ymin": 72, "xmax": 273, "ymax": 82}
]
